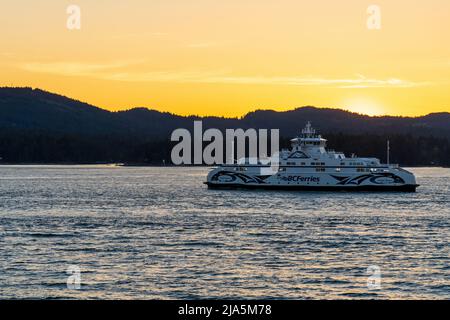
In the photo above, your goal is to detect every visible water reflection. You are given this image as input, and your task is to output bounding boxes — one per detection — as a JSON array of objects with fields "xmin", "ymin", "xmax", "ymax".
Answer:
[{"xmin": 0, "ymin": 166, "xmax": 449, "ymax": 299}]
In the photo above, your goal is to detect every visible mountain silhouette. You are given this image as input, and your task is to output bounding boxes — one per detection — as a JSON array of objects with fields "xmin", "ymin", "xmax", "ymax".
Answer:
[{"xmin": 0, "ymin": 87, "xmax": 449, "ymax": 165}]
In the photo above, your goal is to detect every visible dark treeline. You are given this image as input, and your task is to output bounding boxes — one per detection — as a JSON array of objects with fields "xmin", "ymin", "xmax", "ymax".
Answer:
[
  {"xmin": 313, "ymin": 133, "xmax": 449, "ymax": 167},
  {"xmin": 283, "ymin": 133, "xmax": 450, "ymax": 167},
  {"xmin": 0, "ymin": 129, "xmax": 172, "ymax": 164},
  {"xmin": 1, "ymin": 88, "xmax": 449, "ymax": 166},
  {"xmin": 1, "ymin": 128, "xmax": 449, "ymax": 166}
]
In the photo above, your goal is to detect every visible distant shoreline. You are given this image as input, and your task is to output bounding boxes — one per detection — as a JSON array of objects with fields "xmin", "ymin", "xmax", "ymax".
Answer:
[
  {"xmin": 0, "ymin": 162, "xmax": 206, "ymax": 167},
  {"xmin": 1, "ymin": 88, "xmax": 449, "ymax": 167},
  {"xmin": 0, "ymin": 163, "xmax": 448, "ymax": 169}
]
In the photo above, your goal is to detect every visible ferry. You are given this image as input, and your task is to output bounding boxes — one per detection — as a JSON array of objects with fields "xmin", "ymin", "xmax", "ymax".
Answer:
[{"xmin": 205, "ymin": 122, "xmax": 419, "ymax": 192}]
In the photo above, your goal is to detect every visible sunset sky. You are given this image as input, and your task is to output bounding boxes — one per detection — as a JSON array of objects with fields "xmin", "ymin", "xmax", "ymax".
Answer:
[{"xmin": 1, "ymin": 0, "xmax": 449, "ymax": 117}]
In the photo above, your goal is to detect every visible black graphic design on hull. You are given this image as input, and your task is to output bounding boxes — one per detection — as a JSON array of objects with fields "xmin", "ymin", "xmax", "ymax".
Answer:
[
  {"xmin": 211, "ymin": 171, "xmax": 270, "ymax": 184},
  {"xmin": 330, "ymin": 173, "xmax": 405, "ymax": 185}
]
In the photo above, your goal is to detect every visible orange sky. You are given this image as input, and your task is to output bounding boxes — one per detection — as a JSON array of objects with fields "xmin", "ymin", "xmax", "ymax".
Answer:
[{"xmin": 1, "ymin": 0, "xmax": 449, "ymax": 117}]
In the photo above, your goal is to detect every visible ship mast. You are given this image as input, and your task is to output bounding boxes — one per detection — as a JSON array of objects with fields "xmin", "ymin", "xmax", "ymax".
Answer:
[{"xmin": 387, "ymin": 140, "xmax": 390, "ymax": 165}]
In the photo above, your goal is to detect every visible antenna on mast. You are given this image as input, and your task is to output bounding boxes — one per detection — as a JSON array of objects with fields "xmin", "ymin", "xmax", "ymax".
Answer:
[
  {"xmin": 229, "ymin": 140, "xmax": 235, "ymax": 164},
  {"xmin": 387, "ymin": 140, "xmax": 390, "ymax": 165}
]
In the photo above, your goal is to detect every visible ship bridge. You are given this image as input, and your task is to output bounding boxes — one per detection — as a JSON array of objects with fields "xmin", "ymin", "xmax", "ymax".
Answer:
[{"xmin": 290, "ymin": 122, "xmax": 328, "ymax": 156}]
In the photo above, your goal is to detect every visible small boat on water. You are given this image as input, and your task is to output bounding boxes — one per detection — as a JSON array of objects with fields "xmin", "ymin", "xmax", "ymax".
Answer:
[{"xmin": 206, "ymin": 122, "xmax": 419, "ymax": 192}]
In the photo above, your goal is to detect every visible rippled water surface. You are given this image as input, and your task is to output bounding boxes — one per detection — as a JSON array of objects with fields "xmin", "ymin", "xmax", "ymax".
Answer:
[{"xmin": 0, "ymin": 166, "xmax": 449, "ymax": 299}]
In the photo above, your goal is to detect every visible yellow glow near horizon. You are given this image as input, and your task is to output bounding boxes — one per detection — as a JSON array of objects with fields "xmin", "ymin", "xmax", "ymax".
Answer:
[
  {"xmin": 343, "ymin": 98, "xmax": 385, "ymax": 116},
  {"xmin": 0, "ymin": 0, "xmax": 449, "ymax": 117}
]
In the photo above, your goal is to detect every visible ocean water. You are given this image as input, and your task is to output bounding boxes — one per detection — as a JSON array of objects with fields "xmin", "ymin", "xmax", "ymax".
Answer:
[{"xmin": 0, "ymin": 166, "xmax": 449, "ymax": 300}]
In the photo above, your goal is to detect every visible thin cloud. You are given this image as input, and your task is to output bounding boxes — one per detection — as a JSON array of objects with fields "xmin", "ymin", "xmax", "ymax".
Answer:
[
  {"xmin": 103, "ymin": 70, "xmax": 224, "ymax": 82},
  {"xmin": 200, "ymin": 76, "xmax": 423, "ymax": 88},
  {"xmin": 109, "ymin": 32, "xmax": 169, "ymax": 40},
  {"xmin": 18, "ymin": 61, "xmax": 429, "ymax": 88},
  {"xmin": 19, "ymin": 60, "xmax": 144, "ymax": 77},
  {"xmin": 186, "ymin": 42, "xmax": 220, "ymax": 48},
  {"xmin": 100, "ymin": 72, "xmax": 426, "ymax": 88}
]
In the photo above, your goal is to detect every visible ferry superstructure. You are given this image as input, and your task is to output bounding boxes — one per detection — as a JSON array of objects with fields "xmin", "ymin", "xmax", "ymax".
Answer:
[{"xmin": 206, "ymin": 122, "xmax": 419, "ymax": 192}]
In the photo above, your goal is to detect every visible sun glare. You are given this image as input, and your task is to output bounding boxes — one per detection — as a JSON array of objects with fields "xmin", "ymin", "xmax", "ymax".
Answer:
[{"xmin": 343, "ymin": 99, "xmax": 384, "ymax": 116}]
